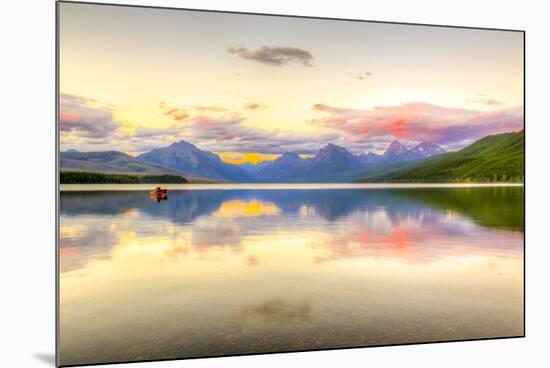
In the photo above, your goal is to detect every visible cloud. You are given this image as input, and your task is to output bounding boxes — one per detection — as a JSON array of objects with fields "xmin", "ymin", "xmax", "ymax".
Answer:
[
  {"xmin": 159, "ymin": 103, "xmax": 233, "ymax": 121},
  {"xmin": 467, "ymin": 94, "xmax": 504, "ymax": 106},
  {"xmin": 312, "ymin": 103, "xmax": 355, "ymax": 115},
  {"xmin": 227, "ymin": 46, "xmax": 314, "ymax": 67},
  {"xmin": 64, "ymin": 95, "xmax": 522, "ymax": 156},
  {"xmin": 133, "ymin": 126, "xmax": 180, "ymax": 138},
  {"xmin": 162, "ymin": 107, "xmax": 188, "ymax": 121},
  {"xmin": 59, "ymin": 94, "xmax": 122, "ymax": 139},
  {"xmin": 180, "ymin": 117, "xmax": 339, "ymax": 154},
  {"xmin": 244, "ymin": 102, "xmax": 268, "ymax": 110},
  {"xmin": 310, "ymin": 102, "xmax": 524, "ymax": 149},
  {"xmin": 352, "ymin": 71, "xmax": 372, "ymax": 80},
  {"xmin": 157, "ymin": 102, "xmax": 339, "ymax": 154}
]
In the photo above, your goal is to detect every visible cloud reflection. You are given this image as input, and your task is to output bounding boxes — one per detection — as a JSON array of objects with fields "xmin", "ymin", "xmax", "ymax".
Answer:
[
  {"xmin": 60, "ymin": 187, "xmax": 524, "ymax": 273},
  {"xmin": 214, "ymin": 199, "xmax": 280, "ymax": 218}
]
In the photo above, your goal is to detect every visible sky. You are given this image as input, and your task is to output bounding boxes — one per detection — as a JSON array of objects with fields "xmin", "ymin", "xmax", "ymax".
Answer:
[{"xmin": 59, "ymin": 2, "xmax": 524, "ymax": 163}]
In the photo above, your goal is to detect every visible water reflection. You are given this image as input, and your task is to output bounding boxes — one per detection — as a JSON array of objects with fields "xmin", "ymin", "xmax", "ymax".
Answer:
[
  {"xmin": 59, "ymin": 187, "xmax": 524, "ymax": 366},
  {"xmin": 61, "ymin": 187, "xmax": 524, "ymax": 229},
  {"xmin": 60, "ymin": 188, "xmax": 523, "ymax": 272}
]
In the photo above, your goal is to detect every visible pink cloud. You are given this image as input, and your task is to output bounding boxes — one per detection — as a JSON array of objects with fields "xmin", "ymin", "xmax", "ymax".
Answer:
[
  {"xmin": 60, "ymin": 111, "xmax": 79, "ymax": 122},
  {"xmin": 59, "ymin": 94, "xmax": 121, "ymax": 139},
  {"xmin": 311, "ymin": 102, "xmax": 523, "ymax": 148}
]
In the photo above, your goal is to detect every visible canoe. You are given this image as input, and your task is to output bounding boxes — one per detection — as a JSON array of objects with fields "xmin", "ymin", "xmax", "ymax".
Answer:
[{"xmin": 150, "ymin": 188, "xmax": 168, "ymax": 196}]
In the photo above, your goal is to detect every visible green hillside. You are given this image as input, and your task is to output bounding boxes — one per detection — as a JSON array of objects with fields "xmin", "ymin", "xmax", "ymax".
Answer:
[{"xmin": 356, "ymin": 130, "xmax": 524, "ymax": 183}]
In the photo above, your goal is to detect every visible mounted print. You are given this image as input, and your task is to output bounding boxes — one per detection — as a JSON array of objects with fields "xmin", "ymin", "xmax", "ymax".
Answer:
[{"xmin": 57, "ymin": 1, "xmax": 525, "ymax": 366}]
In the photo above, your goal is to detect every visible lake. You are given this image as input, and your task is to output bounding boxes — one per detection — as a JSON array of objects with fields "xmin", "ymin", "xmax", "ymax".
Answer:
[{"xmin": 59, "ymin": 185, "xmax": 524, "ymax": 366}]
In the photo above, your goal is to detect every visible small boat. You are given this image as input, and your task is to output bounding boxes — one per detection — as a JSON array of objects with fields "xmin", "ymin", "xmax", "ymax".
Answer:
[
  {"xmin": 150, "ymin": 187, "xmax": 168, "ymax": 196},
  {"xmin": 150, "ymin": 187, "xmax": 168, "ymax": 201}
]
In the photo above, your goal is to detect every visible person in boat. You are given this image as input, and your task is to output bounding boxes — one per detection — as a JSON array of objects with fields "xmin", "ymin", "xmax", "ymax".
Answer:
[
  {"xmin": 150, "ymin": 187, "xmax": 168, "ymax": 202},
  {"xmin": 151, "ymin": 187, "xmax": 168, "ymax": 195}
]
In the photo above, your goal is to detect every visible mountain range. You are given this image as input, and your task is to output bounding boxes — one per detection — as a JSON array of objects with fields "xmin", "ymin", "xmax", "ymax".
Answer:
[
  {"xmin": 60, "ymin": 130, "xmax": 524, "ymax": 183},
  {"xmin": 60, "ymin": 139, "xmax": 447, "ymax": 183}
]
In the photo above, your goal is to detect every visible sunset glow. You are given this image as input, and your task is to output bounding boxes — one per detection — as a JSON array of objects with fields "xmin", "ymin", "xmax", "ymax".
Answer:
[
  {"xmin": 216, "ymin": 152, "xmax": 280, "ymax": 165},
  {"xmin": 59, "ymin": 3, "xmax": 524, "ymax": 163}
]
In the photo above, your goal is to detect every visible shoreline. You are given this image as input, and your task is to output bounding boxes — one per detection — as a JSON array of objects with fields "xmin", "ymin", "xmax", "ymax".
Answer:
[{"xmin": 60, "ymin": 182, "xmax": 525, "ymax": 191}]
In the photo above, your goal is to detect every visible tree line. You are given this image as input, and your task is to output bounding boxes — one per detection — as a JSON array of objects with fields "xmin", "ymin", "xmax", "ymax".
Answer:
[{"xmin": 60, "ymin": 171, "xmax": 189, "ymax": 184}]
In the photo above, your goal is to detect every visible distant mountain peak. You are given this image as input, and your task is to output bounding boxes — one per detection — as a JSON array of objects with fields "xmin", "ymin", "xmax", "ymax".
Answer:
[
  {"xmin": 271, "ymin": 152, "xmax": 304, "ymax": 166},
  {"xmin": 410, "ymin": 142, "xmax": 446, "ymax": 157},
  {"xmin": 315, "ymin": 143, "xmax": 355, "ymax": 161},
  {"xmin": 171, "ymin": 140, "xmax": 196, "ymax": 148},
  {"xmin": 359, "ymin": 151, "xmax": 382, "ymax": 158},
  {"xmin": 324, "ymin": 142, "xmax": 343, "ymax": 149},
  {"xmin": 384, "ymin": 140, "xmax": 408, "ymax": 156},
  {"xmin": 318, "ymin": 143, "xmax": 351, "ymax": 155},
  {"xmin": 279, "ymin": 152, "xmax": 301, "ymax": 159},
  {"xmin": 357, "ymin": 150, "xmax": 382, "ymax": 166},
  {"xmin": 300, "ymin": 142, "xmax": 361, "ymax": 178}
]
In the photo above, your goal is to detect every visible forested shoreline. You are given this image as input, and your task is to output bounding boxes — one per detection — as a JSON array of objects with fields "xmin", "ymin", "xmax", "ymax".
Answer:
[{"xmin": 60, "ymin": 171, "xmax": 188, "ymax": 184}]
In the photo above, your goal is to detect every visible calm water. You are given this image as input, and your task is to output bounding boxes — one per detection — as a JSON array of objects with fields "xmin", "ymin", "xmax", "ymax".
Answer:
[{"xmin": 59, "ymin": 185, "xmax": 524, "ymax": 366}]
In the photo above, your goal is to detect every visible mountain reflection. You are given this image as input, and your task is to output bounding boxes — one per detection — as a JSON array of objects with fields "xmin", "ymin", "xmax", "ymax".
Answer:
[
  {"xmin": 61, "ymin": 187, "xmax": 523, "ymax": 229},
  {"xmin": 60, "ymin": 187, "xmax": 523, "ymax": 273}
]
